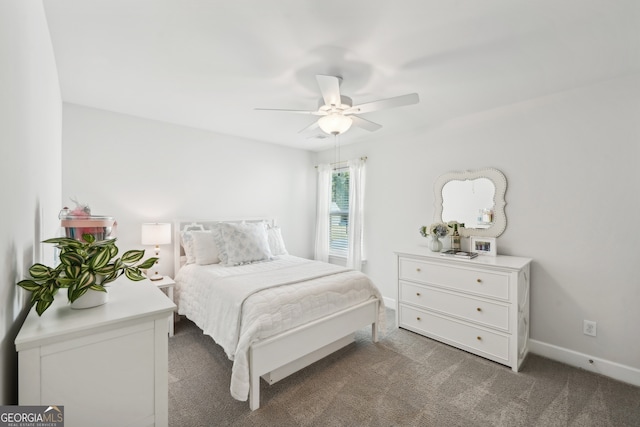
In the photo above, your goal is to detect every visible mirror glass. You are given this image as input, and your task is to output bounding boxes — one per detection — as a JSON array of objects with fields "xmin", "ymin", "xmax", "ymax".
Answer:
[
  {"xmin": 442, "ymin": 178, "xmax": 495, "ymax": 229},
  {"xmin": 434, "ymin": 168, "xmax": 507, "ymax": 237}
]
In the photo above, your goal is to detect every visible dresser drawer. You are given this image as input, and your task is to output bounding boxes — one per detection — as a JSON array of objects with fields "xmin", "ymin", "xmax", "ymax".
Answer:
[
  {"xmin": 399, "ymin": 305, "xmax": 509, "ymax": 364},
  {"xmin": 399, "ymin": 281, "xmax": 510, "ymax": 331},
  {"xmin": 399, "ymin": 258, "xmax": 510, "ymax": 300}
]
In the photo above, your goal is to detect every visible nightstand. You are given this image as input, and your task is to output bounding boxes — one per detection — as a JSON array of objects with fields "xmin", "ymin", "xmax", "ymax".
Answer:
[
  {"xmin": 153, "ymin": 276, "xmax": 176, "ymax": 336},
  {"xmin": 16, "ymin": 278, "xmax": 175, "ymax": 427}
]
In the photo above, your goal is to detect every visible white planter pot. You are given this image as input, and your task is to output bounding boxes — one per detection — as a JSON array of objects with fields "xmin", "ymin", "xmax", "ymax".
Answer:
[
  {"xmin": 70, "ymin": 277, "xmax": 109, "ymax": 309},
  {"xmin": 70, "ymin": 289, "xmax": 108, "ymax": 309}
]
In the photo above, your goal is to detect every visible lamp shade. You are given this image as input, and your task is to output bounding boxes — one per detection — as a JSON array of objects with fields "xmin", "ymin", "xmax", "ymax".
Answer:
[
  {"xmin": 318, "ymin": 113, "xmax": 353, "ymax": 135},
  {"xmin": 141, "ymin": 223, "xmax": 171, "ymax": 245}
]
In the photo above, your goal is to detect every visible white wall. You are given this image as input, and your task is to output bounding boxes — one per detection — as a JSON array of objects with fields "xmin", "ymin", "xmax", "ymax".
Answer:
[
  {"xmin": 0, "ymin": 0, "xmax": 62, "ymax": 405},
  {"xmin": 62, "ymin": 104, "xmax": 316, "ymax": 276},
  {"xmin": 315, "ymin": 73, "xmax": 640, "ymax": 375}
]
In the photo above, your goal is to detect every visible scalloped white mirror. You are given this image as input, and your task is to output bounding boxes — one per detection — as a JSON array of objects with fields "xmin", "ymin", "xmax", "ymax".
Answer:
[{"xmin": 434, "ymin": 168, "xmax": 507, "ymax": 237}]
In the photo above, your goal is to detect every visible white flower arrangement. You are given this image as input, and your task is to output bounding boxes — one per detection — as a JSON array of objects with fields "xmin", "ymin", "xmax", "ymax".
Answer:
[{"xmin": 419, "ymin": 222, "xmax": 450, "ymax": 238}]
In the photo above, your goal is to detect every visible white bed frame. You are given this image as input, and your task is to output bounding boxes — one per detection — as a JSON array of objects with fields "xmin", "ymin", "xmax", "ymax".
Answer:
[{"xmin": 173, "ymin": 218, "xmax": 380, "ymax": 410}]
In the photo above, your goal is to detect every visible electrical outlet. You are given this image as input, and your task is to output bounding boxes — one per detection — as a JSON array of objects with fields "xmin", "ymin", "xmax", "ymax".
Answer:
[{"xmin": 583, "ymin": 320, "xmax": 597, "ymax": 337}]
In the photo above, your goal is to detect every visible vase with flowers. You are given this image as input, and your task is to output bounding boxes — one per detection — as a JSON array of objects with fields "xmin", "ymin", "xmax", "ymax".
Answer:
[{"xmin": 419, "ymin": 222, "xmax": 450, "ymax": 252}]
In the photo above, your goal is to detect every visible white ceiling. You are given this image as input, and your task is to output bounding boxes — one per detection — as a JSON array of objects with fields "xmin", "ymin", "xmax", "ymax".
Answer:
[{"xmin": 43, "ymin": 0, "xmax": 639, "ymax": 151}]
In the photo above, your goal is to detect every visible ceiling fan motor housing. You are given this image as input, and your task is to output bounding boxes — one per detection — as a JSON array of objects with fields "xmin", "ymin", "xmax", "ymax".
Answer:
[{"xmin": 318, "ymin": 95, "xmax": 353, "ymax": 112}]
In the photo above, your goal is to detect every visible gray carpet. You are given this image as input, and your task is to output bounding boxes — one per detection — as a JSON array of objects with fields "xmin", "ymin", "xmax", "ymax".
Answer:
[{"xmin": 168, "ymin": 310, "xmax": 640, "ymax": 426}]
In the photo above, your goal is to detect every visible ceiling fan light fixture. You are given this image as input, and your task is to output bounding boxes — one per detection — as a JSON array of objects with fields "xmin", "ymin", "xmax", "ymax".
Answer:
[{"xmin": 318, "ymin": 113, "xmax": 353, "ymax": 135}]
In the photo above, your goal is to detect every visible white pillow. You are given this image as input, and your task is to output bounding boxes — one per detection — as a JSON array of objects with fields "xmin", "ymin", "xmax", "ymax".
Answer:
[
  {"xmin": 180, "ymin": 224, "xmax": 206, "ymax": 264},
  {"xmin": 219, "ymin": 222, "xmax": 273, "ymax": 266},
  {"xmin": 267, "ymin": 226, "xmax": 288, "ymax": 256},
  {"xmin": 191, "ymin": 230, "xmax": 220, "ymax": 265}
]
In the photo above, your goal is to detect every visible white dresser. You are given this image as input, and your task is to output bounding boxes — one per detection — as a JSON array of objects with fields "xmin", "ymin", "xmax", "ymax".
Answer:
[
  {"xmin": 15, "ymin": 279, "xmax": 176, "ymax": 427},
  {"xmin": 396, "ymin": 248, "xmax": 532, "ymax": 371}
]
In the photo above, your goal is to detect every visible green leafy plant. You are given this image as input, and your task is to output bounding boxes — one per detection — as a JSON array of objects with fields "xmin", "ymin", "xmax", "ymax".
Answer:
[{"xmin": 17, "ymin": 234, "xmax": 157, "ymax": 316}]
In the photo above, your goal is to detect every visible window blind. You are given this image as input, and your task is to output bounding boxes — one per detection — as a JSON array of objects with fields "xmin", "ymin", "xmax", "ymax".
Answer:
[{"xmin": 330, "ymin": 170, "xmax": 349, "ymax": 256}]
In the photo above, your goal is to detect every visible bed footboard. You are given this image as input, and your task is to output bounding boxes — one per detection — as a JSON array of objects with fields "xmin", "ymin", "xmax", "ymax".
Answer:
[{"xmin": 248, "ymin": 298, "xmax": 380, "ymax": 410}]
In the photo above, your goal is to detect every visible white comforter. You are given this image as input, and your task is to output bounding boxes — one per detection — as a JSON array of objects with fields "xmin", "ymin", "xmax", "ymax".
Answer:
[{"xmin": 175, "ymin": 255, "xmax": 385, "ymax": 401}]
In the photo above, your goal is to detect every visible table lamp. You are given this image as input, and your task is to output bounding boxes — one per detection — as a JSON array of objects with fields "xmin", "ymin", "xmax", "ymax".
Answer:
[{"xmin": 141, "ymin": 222, "xmax": 171, "ymax": 281}]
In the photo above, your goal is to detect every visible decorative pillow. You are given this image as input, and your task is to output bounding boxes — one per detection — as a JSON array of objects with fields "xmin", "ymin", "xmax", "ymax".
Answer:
[
  {"xmin": 181, "ymin": 231, "xmax": 197, "ymax": 264},
  {"xmin": 219, "ymin": 222, "xmax": 273, "ymax": 266},
  {"xmin": 267, "ymin": 226, "xmax": 288, "ymax": 256},
  {"xmin": 191, "ymin": 230, "xmax": 220, "ymax": 265},
  {"xmin": 211, "ymin": 224, "xmax": 228, "ymax": 265}
]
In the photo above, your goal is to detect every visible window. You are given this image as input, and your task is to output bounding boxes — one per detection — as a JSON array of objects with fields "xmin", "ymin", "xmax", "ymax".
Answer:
[{"xmin": 329, "ymin": 169, "xmax": 349, "ymax": 256}]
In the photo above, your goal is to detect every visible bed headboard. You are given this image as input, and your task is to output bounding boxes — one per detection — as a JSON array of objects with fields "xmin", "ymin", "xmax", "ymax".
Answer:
[{"xmin": 173, "ymin": 217, "xmax": 276, "ymax": 276}]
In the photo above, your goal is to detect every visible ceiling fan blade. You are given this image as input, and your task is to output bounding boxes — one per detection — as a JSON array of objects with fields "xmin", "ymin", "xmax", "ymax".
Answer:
[
  {"xmin": 298, "ymin": 120, "xmax": 320, "ymax": 134},
  {"xmin": 254, "ymin": 108, "xmax": 323, "ymax": 116},
  {"xmin": 316, "ymin": 75, "xmax": 342, "ymax": 107},
  {"xmin": 345, "ymin": 93, "xmax": 419, "ymax": 115},
  {"xmin": 350, "ymin": 115, "xmax": 382, "ymax": 132}
]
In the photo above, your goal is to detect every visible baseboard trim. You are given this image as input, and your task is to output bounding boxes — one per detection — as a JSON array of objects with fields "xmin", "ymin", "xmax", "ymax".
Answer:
[
  {"xmin": 383, "ymin": 296, "xmax": 396, "ymax": 310},
  {"xmin": 529, "ymin": 339, "xmax": 640, "ymax": 388}
]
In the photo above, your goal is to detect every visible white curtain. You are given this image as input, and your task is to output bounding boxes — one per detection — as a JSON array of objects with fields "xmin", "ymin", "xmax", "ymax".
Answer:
[
  {"xmin": 314, "ymin": 163, "xmax": 332, "ymax": 262},
  {"xmin": 347, "ymin": 158, "xmax": 366, "ymax": 271}
]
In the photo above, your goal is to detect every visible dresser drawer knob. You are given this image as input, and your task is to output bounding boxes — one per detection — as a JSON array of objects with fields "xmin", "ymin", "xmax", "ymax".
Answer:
[
  {"xmin": 476, "ymin": 278, "xmax": 482, "ymax": 283},
  {"xmin": 477, "ymin": 336, "xmax": 482, "ymax": 341},
  {"xmin": 416, "ymin": 292, "xmax": 421, "ymax": 296},
  {"xmin": 416, "ymin": 268, "xmax": 421, "ymax": 272},
  {"xmin": 476, "ymin": 307, "xmax": 482, "ymax": 312},
  {"xmin": 417, "ymin": 317, "xmax": 421, "ymax": 321}
]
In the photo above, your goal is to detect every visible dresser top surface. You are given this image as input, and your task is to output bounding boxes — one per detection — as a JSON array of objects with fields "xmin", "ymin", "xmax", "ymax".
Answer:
[
  {"xmin": 395, "ymin": 247, "xmax": 532, "ymax": 270},
  {"xmin": 16, "ymin": 278, "xmax": 176, "ymax": 350}
]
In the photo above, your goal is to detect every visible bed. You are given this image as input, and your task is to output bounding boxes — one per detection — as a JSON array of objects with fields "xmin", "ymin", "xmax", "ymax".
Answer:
[{"xmin": 172, "ymin": 218, "xmax": 385, "ymax": 410}]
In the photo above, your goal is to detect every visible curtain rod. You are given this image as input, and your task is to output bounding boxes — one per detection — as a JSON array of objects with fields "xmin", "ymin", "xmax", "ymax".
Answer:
[{"xmin": 314, "ymin": 156, "xmax": 367, "ymax": 169}]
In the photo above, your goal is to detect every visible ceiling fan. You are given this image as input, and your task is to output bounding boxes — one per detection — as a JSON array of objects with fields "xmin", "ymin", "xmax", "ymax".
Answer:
[{"xmin": 255, "ymin": 75, "xmax": 420, "ymax": 136}]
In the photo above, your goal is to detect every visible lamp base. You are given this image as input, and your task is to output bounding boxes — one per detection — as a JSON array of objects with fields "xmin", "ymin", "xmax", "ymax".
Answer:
[{"xmin": 148, "ymin": 272, "xmax": 163, "ymax": 281}]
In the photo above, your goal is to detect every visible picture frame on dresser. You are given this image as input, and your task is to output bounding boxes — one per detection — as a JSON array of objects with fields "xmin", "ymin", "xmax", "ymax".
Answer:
[{"xmin": 470, "ymin": 236, "xmax": 497, "ymax": 256}]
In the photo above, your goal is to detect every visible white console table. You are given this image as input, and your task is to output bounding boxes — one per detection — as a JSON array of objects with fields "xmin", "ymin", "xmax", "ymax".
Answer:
[
  {"xmin": 396, "ymin": 248, "xmax": 532, "ymax": 371},
  {"xmin": 15, "ymin": 279, "xmax": 176, "ymax": 427}
]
